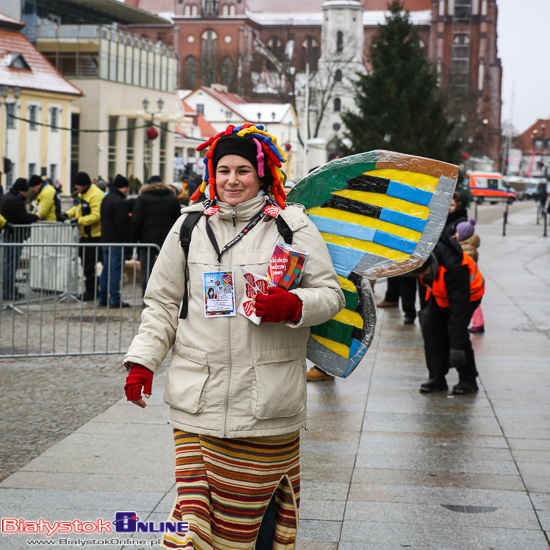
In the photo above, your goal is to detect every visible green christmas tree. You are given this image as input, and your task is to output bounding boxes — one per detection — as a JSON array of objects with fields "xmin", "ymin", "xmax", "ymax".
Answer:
[{"xmin": 341, "ymin": 0, "xmax": 460, "ymax": 164}]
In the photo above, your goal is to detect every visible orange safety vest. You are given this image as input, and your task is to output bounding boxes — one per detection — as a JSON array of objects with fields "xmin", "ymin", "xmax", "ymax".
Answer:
[{"xmin": 423, "ymin": 252, "xmax": 485, "ymax": 308}]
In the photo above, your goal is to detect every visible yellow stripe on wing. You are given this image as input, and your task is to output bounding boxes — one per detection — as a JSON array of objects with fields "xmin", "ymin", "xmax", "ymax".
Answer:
[
  {"xmin": 338, "ymin": 275, "xmax": 357, "ymax": 292},
  {"xmin": 333, "ymin": 189, "xmax": 430, "ymax": 219},
  {"xmin": 311, "ymin": 334, "xmax": 350, "ymax": 359},
  {"xmin": 334, "ymin": 308, "xmax": 364, "ymax": 329},
  {"xmin": 308, "ymin": 207, "xmax": 421, "ymax": 241},
  {"xmin": 365, "ymin": 169, "xmax": 439, "ymax": 193},
  {"xmin": 321, "ymin": 232, "xmax": 412, "ymax": 262}
]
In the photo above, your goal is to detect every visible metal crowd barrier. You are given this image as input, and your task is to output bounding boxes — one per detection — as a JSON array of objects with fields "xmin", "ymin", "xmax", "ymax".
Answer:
[{"xmin": 0, "ymin": 239, "xmax": 160, "ymax": 358}]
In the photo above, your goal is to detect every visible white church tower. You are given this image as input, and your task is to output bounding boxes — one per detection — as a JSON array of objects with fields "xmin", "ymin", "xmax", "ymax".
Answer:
[{"xmin": 316, "ymin": 0, "xmax": 365, "ymax": 155}]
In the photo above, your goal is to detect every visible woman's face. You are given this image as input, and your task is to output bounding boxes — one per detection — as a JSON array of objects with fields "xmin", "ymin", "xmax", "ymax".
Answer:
[
  {"xmin": 216, "ymin": 155, "xmax": 261, "ymax": 206},
  {"xmin": 449, "ymin": 198, "xmax": 458, "ymax": 214}
]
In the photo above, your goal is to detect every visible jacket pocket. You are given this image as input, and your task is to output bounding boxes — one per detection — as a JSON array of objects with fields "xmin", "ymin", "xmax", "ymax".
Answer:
[
  {"xmin": 164, "ymin": 344, "xmax": 209, "ymax": 414},
  {"xmin": 251, "ymin": 348, "xmax": 306, "ymax": 420}
]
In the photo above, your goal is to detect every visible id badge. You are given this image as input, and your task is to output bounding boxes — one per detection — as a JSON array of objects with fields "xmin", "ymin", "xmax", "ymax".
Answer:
[{"xmin": 203, "ymin": 271, "xmax": 236, "ymax": 317}]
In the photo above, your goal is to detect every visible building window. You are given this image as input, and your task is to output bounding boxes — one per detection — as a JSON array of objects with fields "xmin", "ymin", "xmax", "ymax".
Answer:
[
  {"xmin": 334, "ymin": 69, "xmax": 342, "ymax": 83},
  {"xmin": 301, "ymin": 37, "xmax": 318, "ymax": 71},
  {"xmin": 202, "ymin": 0, "xmax": 219, "ymax": 16},
  {"xmin": 333, "ymin": 98, "xmax": 341, "ymax": 112},
  {"xmin": 108, "ymin": 116, "xmax": 117, "ymax": 181},
  {"xmin": 6, "ymin": 103, "xmax": 15, "ymax": 129},
  {"xmin": 51, "ymin": 107, "xmax": 58, "ymax": 131},
  {"xmin": 184, "ymin": 55, "xmax": 197, "ymax": 88},
  {"xmin": 221, "ymin": 56, "xmax": 233, "ymax": 89},
  {"xmin": 201, "ymin": 30, "xmax": 218, "ymax": 85},
  {"xmin": 196, "ymin": 103, "xmax": 205, "ymax": 115},
  {"xmin": 455, "ymin": 0, "xmax": 471, "ymax": 18},
  {"xmin": 451, "ymin": 34, "xmax": 470, "ymax": 90},
  {"xmin": 336, "ymin": 31, "xmax": 343, "ymax": 54},
  {"xmin": 29, "ymin": 163, "xmax": 36, "ymax": 176},
  {"xmin": 50, "ymin": 164, "xmax": 57, "ymax": 182},
  {"xmin": 267, "ymin": 37, "xmax": 284, "ymax": 71},
  {"xmin": 29, "ymin": 105, "xmax": 37, "ymax": 130}
]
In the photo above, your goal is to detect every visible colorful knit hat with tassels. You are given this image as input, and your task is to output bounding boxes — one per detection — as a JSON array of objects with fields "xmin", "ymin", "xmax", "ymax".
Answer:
[{"xmin": 191, "ymin": 123, "xmax": 288, "ymax": 209}]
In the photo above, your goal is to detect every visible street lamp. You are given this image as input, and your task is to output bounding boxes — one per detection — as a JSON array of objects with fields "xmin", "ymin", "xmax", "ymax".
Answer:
[
  {"xmin": 142, "ymin": 97, "xmax": 164, "ymax": 181},
  {"xmin": 0, "ymin": 86, "xmax": 21, "ymax": 189}
]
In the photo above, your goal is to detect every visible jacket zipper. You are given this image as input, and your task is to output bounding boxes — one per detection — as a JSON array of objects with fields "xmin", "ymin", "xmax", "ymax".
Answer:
[{"xmin": 223, "ymin": 207, "xmax": 238, "ymax": 437}]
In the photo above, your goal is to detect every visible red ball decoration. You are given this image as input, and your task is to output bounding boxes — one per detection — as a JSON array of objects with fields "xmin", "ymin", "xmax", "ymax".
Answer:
[
  {"xmin": 146, "ymin": 126, "xmax": 159, "ymax": 140},
  {"xmin": 461, "ymin": 152, "xmax": 470, "ymax": 161},
  {"xmin": 285, "ymin": 142, "xmax": 292, "ymax": 151}
]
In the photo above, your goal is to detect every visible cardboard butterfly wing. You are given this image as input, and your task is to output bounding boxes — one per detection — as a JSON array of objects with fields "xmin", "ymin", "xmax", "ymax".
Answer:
[{"xmin": 287, "ymin": 150, "xmax": 459, "ymax": 378}]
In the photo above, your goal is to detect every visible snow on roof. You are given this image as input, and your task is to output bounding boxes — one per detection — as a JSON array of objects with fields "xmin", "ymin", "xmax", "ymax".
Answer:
[
  {"xmin": 236, "ymin": 103, "xmax": 291, "ymax": 124},
  {"xmin": 0, "ymin": 29, "xmax": 83, "ymax": 96},
  {"xmin": 0, "ymin": 12, "xmax": 25, "ymax": 28},
  {"xmin": 246, "ymin": 11, "xmax": 323, "ymax": 26},
  {"xmin": 177, "ymin": 89, "xmax": 193, "ymax": 100},
  {"xmin": 363, "ymin": 9, "xmax": 432, "ymax": 25}
]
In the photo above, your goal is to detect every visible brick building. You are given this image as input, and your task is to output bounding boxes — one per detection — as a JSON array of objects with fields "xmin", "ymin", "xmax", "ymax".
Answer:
[{"xmin": 124, "ymin": 0, "xmax": 502, "ymax": 162}]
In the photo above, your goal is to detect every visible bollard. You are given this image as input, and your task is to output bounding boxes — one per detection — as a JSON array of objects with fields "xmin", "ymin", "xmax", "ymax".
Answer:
[
  {"xmin": 474, "ymin": 201, "xmax": 478, "ymax": 221},
  {"xmin": 502, "ymin": 204, "xmax": 508, "ymax": 236},
  {"xmin": 544, "ymin": 212, "xmax": 548, "ymax": 237}
]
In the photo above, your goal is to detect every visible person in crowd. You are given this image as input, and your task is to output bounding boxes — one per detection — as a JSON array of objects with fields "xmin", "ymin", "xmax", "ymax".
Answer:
[
  {"xmin": 415, "ymin": 231, "xmax": 484, "ymax": 395},
  {"xmin": 129, "ymin": 174, "xmax": 181, "ymax": 296},
  {"xmin": 28, "ymin": 175, "xmax": 59, "ymax": 221},
  {"xmin": 98, "ymin": 174, "xmax": 131, "ymax": 308},
  {"xmin": 455, "ymin": 218, "xmax": 485, "ymax": 334},
  {"xmin": 376, "ymin": 275, "xmax": 426, "ymax": 325},
  {"xmin": 64, "ymin": 172, "xmax": 104, "ymax": 301},
  {"xmin": 444, "ymin": 190, "xmax": 469, "ymax": 236},
  {"xmin": 0, "ymin": 178, "xmax": 40, "ymax": 301},
  {"xmin": 123, "ymin": 125, "xmax": 344, "ymax": 549}
]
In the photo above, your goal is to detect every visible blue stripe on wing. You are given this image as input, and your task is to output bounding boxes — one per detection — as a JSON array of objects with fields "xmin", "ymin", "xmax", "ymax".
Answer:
[
  {"xmin": 325, "ymin": 243, "xmax": 364, "ymax": 278},
  {"xmin": 310, "ymin": 215, "xmax": 417, "ymax": 255},
  {"xmin": 387, "ymin": 180, "xmax": 433, "ymax": 206},
  {"xmin": 379, "ymin": 209, "xmax": 428, "ymax": 232}
]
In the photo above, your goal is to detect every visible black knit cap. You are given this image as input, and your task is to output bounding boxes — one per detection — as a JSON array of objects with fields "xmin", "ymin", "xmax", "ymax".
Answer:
[
  {"xmin": 29, "ymin": 175, "xmax": 43, "ymax": 188},
  {"xmin": 11, "ymin": 178, "xmax": 29, "ymax": 193},
  {"xmin": 73, "ymin": 171, "xmax": 92, "ymax": 188},
  {"xmin": 110, "ymin": 174, "xmax": 130, "ymax": 189},
  {"xmin": 212, "ymin": 135, "xmax": 259, "ymax": 174}
]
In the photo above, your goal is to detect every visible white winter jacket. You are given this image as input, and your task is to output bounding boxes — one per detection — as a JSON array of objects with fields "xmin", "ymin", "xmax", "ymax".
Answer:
[{"xmin": 124, "ymin": 195, "xmax": 344, "ymax": 438}]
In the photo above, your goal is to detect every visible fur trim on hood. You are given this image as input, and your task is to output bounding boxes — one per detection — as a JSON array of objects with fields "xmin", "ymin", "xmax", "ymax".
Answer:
[{"xmin": 139, "ymin": 183, "xmax": 175, "ymax": 195}]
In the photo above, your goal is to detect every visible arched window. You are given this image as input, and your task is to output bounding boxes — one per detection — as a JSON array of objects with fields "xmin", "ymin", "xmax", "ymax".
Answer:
[
  {"xmin": 336, "ymin": 31, "xmax": 343, "ymax": 54},
  {"xmin": 191, "ymin": 4, "xmax": 198, "ymax": 15},
  {"xmin": 184, "ymin": 5, "xmax": 190, "ymax": 15},
  {"xmin": 229, "ymin": 4, "xmax": 235, "ymax": 15},
  {"xmin": 334, "ymin": 69, "xmax": 342, "ymax": 83},
  {"xmin": 478, "ymin": 60, "xmax": 485, "ymax": 91},
  {"xmin": 221, "ymin": 56, "xmax": 233, "ymax": 89},
  {"xmin": 221, "ymin": 4, "xmax": 228, "ymax": 15},
  {"xmin": 301, "ymin": 37, "xmax": 318, "ymax": 71},
  {"xmin": 184, "ymin": 55, "xmax": 197, "ymax": 89},
  {"xmin": 451, "ymin": 33, "xmax": 470, "ymax": 90},
  {"xmin": 201, "ymin": 30, "xmax": 218, "ymax": 85},
  {"xmin": 455, "ymin": 0, "xmax": 471, "ymax": 18},
  {"xmin": 266, "ymin": 36, "xmax": 284, "ymax": 70},
  {"xmin": 333, "ymin": 97, "xmax": 341, "ymax": 112}
]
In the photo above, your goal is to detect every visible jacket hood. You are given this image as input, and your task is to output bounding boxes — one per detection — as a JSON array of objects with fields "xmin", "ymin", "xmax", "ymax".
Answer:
[{"xmin": 139, "ymin": 183, "xmax": 175, "ymax": 196}]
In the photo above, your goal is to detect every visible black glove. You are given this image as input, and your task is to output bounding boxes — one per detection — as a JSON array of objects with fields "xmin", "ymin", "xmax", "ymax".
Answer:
[
  {"xmin": 449, "ymin": 349, "xmax": 466, "ymax": 369},
  {"xmin": 60, "ymin": 212, "xmax": 69, "ymax": 221},
  {"xmin": 69, "ymin": 218, "xmax": 79, "ymax": 225}
]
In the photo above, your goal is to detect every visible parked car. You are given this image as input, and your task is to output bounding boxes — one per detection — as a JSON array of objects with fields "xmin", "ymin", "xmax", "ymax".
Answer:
[
  {"xmin": 467, "ymin": 172, "xmax": 517, "ymax": 204},
  {"xmin": 506, "ymin": 176, "xmax": 540, "ymax": 200}
]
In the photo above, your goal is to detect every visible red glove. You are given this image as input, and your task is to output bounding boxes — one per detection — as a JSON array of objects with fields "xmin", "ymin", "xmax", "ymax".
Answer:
[
  {"xmin": 255, "ymin": 287, "xmax": 302, "ymax": 323},
  {"xmin": 124, "ymin": 364, "xmax": 153, "ymax": 406}
]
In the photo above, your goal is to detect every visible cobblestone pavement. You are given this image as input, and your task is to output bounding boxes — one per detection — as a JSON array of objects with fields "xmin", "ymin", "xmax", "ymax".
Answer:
[{"xmin": 0, "ymin": 355, "xmax": 169, "ymax": 482}]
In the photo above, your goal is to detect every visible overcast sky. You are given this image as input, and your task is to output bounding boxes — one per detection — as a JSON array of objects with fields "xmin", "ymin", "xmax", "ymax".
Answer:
[{"xmin": 497, "ymin": 0, "xmax": 550, "ymax": 134}]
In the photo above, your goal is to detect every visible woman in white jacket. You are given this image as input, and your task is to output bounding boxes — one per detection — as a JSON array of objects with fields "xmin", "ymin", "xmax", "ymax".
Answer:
[{"xmin": 124, "ymin": 124, "xmax": 344, "ymax": 550}]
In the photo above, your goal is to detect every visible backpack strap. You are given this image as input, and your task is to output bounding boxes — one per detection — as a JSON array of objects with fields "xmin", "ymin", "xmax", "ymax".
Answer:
[
  {"xmin": 179, "ymin": 211, "xmax": 202, "ymax": 319},
  {"xmin": 276, "ymin": 215, "xmax": 293, "ymax": 245},
  {"xmin": 178, "ymin": 210, "xmax": 294, "ymax": 320}
]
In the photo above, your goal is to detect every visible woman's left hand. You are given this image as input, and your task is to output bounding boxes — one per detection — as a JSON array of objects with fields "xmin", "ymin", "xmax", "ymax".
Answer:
[{"xmin": 254, "ymin": 287, "xmax": 302, "ymax": 323}]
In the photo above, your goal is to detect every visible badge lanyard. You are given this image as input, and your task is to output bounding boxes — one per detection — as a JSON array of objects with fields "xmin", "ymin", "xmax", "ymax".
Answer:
[{"xmin": 205, "ymin": 208, "xmax": 267, "ymax": 265}]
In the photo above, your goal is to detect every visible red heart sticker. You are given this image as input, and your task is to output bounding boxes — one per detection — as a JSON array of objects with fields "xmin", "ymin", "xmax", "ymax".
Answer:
[
  {"xmin": 222, "ymin": 273, "xmax": 232, "ymax": 285},
  {"xmin": 244, "ymin": 273, "xmax": 255, "ymax": 285},
  {"xmin": 246, "ymin": 285, "xmax": 255, "ymax": 298},
  {"xmin": 256, "ymin": 280, "xmax": 268, "ymax": 294},
  {"xmin": 264, "ymin": 205, "xmax": 280, "ymax": 218},
  {"xmin": 204, "ymin": 206, "xmax": 220, "ymax": 216},
  {"xmin": 243, "ymin": 301, "xmax": 254, "ymax": 317}
]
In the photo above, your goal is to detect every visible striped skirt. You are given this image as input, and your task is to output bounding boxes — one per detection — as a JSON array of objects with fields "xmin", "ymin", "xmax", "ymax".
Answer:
[{"xmin": 162, "ymin": 429, "xmax": 300, "ymax": 550}]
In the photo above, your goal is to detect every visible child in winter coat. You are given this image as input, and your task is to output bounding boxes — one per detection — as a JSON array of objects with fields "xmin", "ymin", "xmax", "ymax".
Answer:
[{"xmin": 456, "ymin": 218, "xmax": 484, "ymax": 333}]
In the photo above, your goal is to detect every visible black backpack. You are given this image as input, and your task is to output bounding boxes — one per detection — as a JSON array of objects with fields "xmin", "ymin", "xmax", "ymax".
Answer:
[{"xmin": 178, "ymin": 211, "xmax": 293, "ymax": 319}]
